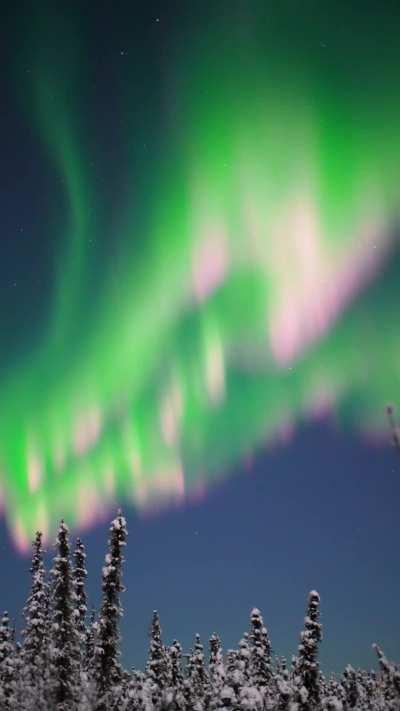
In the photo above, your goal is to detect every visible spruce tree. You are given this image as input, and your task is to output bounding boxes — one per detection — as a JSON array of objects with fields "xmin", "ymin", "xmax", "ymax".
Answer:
[
  {"xmin": 84, "ymin": 607, "xmax": 96, "ymax": 671},
  {"xmin": 225, "ymin": 649, "xmax": 241, "ymax": 700},
  {"xmin": 186, "ymin": 634, "xmax": 207, "ymax": 710},
  {"xmin": 275, "ymin": 657, "xmax": 294, "ymax": 711},
  {"xmin": 146, "ymin": 610, "xmax": 168, "ymax": 707},
  {"xmin": 93, "ymin": 511, "xmax": 127, "ymax": 709},
  {"xmin": 13, "ymin": 641, "xmax": 25, "ymax": 710},
  {"xmin": 209, "ymin": 634, "xmax": 226, "ymax": 710},
  {"xmin": 169, "ymin": 639, "xmax": 184, "ymax": 689},
  {"xmin": 373, "ymin": 643, "xmax": 400, "ymax": 703},
  {"xmin": 209, "ymin": 633, "xmax": 225, "ymax": 694},
  {"xmin": 49, "ymin": 520, "xmax": 77, "ymax": 710},
  {"xmin": 0, "ymin": 612, "xmax": 17, "ymax": 709},
  {"xmin": 248, "ymin": 607, "xmax": 272, "ymax": 689},
  {"xmin": 342, "ymin": 664, "xmax": 359, "ymax": 708},
  {"xmin": 125, "ymin": 669, "xmax": 149, "ymax": 710},
  {"xmin": 237, "ymin": 633, "xmax": 250, "ymax": 685},
  {"xmin": 295, "ymin": 590, "xmax": 323, "ymax": 709},
  {"xmin": 72, "ymin": 538, "xmax": 87, "ymax": 655},
  {"xmin": 71, "ymin": 540, "xmax": 88, "ymax": 711},
  {"xmin": 21, "ymin": 531, "xmax": 49, "ymax": 710},
  {"xmin": 168, "ymin": 640, "xmax": 185, "ymax": 710}
]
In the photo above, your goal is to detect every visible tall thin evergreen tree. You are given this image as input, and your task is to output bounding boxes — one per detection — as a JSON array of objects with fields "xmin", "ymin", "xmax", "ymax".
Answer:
[
  {"xmin": 208, "ymin": 634, "xmax": 225, "ymax": 710},
  {"xmin": 295, "ymin": 590, "xmax": 323, "ymax": 709},
  {"xmin": 71, "ymin": 535, "xmax": 88, "ymax": 696},
  {"xmin": 93, "ymin": 511, "xmax": 127, "ymax": 709},
  {"xmin": 49, "ymin": 520, "xmax": 77, "ymax": 710},
  {"xmin": 186, "ymin": 634, "xmax": 207, "ymax": 709},
  {"xmin": 146, "ymin": 610, "xmax": 169, "ymax": 707},
  {"xmin": 0, "ymin": 612, "xmax": 17, "ymax": 709},
  {"xmin": 84, "ymin": 607, "xmax": 97, "ymax": 672},
  {"xmin": 237, "ymin": 632, "xmax": 250, "ymax": 685},
  {"xmin": 21, "ymin": 531, "xmax": 49, "ymax": 710},
  {"xmin": 72, "ymin": 538, "xmax": 87, "ymax": 649},
  {"xmin": 209, "ymin": 633, "xmax": 225, "ymax": 691},
  {"xmin": 248, "ymin": 607, "xmax": 272, "ymax": 689},
  {"xmin": 168, "ymin": 639, "xmax": 185, "ymax": 709}
]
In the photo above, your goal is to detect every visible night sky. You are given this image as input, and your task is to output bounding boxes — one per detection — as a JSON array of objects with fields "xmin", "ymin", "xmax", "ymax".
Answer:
[{"xmin": 1, "ymin": 0, "xmax": 400, "ymax": 675}]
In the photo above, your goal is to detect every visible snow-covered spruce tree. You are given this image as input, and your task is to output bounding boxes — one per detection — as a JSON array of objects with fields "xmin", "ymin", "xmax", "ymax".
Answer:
[
  {"xmin": 169, "ymin": 639, "xmax": 184, "ymax": 689},
  {"xmin": 165, "ymin": 639, "xmax": 185, "ymax": 710},
  {"xmin": 125, "ymin": 669, "xmax": 152, "ymax": 711},
  {"xmin": 225, "ymin": 649, "xmax": 241, "ymax": 701},
  {"xmin": 93, "ymin": 511, "xmax": 127, "ymax": 710},
  {"xmin": 373, "ymin": 643, "xmax": 400, "ymax": 705},
  {"xmin": 216, "ymin": 658, "xmax": 241, "ymax": 711},
  {"xmin": 71, "ymin": 537, "xmax": 89, "ymax": 708},
  {"xmin": 342, "ymin": 664, "xmax": 359, "ymax": 708},
  {"xmin": 13, "ymin": 641, "xmax": 25, "ymax": 710},
  {"xmin": 354, "ymin": 668, "xmax": 376, "ymax": 708},
  {"xmin": 72, "ymin": 538, "xmax": 87, "ymax": 660},
  {"xmin": 84, "ymin": 607, "xmax": 96, "ymax": 671},
  {"xmin": 146, "ymin": 610, "xmax": 169, "ymax": 709},
  {"xmin": 248, "ymin": 607, "xmax": 272, "ymax": 693},
  {"xmin": 182, "ymin": 633, "xmax": 208, "ymax": 710},
  {"xmin": 237, "ymin": 631, "xmax": 266, "ymax": 711},
  {"xmin": 112, "ymin": 667, "xmax": 132, "ymax": 710},
  {"xmin": 49, "ymin": 520, "xmax": 79, "ymax": 710},
  {"xmin": 21, "ymin": 531, "xmax": 50, "ymax": 710},
  {"xmin": 208, "ymin": 633, "xmax": 226, "ymax": 709},
  {"xmin": 0, "ymin": 612, "xmax": 17, "ymax": 709},
  {"xmin": 81, "ymin": 607, "xmax": 100, "ymax": 709},
  {"xmin": 274, "ymin": 656, "xmax": 295, "ymax": 710},
  {"xmin": 237, "ymin": 633, "xmax": 250, "ymax": 685},
  {"xmin": 319, "ymin": 672, "xmax": 345, "ymax": 711},
  {"xmin": 294, "ymin": 590, "xmax": 323, "ymax": 709}
]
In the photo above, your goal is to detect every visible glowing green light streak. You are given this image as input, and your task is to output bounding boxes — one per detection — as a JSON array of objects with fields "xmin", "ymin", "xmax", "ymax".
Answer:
[{"xmin": 1, "ymin": 3, "xmax": 400, "ymax": 546}]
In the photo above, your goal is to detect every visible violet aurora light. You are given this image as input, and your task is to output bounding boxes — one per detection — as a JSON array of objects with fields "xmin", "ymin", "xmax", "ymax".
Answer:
[{"xmin": 1, "ymin": 4, "xmax": 400, "ymax": 549}]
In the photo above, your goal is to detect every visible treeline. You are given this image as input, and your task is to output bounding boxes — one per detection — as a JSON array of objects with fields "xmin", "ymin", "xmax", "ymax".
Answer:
[{"xmin": 0, "ymin": 514, "xmax": 399, "ymax": 710}]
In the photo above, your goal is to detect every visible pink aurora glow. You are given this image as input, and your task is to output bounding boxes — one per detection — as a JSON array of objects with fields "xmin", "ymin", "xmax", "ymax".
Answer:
[
  {"xmin": 160, "ymin": 380, "xmax": 184, "ymax": 446},
  {"xmin": 14, "ymin": 518, "xmax": 30, "ymax": 553},
  {"xmin": 7, "ymin": 178, "xmax": 395, "ymax": 549},
  {"xmin": 192, "ymin": 226, "xmax": 229, "ymax": 303},
  {"xmin": 14, "ymin": 502, "xmax": 49, "ymax": 553},
  {"xmin": 135, "ymin": 464, "xmax": 185, "ymax": 510},
  {"xmin": 267, "ymin": 198, "xmax": 390, "ymax": 366},
  {"xmin": 27, "ymin": 445, "xmax": 43, "ymax": 493},
  {"xmin": 204, "ymin": 332, "xmax": 225, "ymax": 405},
  {"xmin": 72, "ymin": 406, "xmax": 102, "ymax": 457}
]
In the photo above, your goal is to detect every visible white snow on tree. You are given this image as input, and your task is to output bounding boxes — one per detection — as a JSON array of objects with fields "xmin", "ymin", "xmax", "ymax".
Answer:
[
  {"xmin": 294, "ymin": 590, "xmax": 323, "ymax": 710},
  {"xmin": 48, "ymin": 520, "xmax": 80, "ymax": 710},
  {"xmin": 20, "ymin": 531, "xmax": 49, "ymax": 710},
  {"xmin": 92, "ymin": 511, "xmax": 127, "ymax": 710},
  {"xmin": 0, "ymin": 611, "xmax": 17, "ymax": 709}
]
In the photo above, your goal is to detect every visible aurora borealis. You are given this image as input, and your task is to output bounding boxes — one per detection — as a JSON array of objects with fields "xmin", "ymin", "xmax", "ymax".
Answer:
[{"xmin": 1, "ymin": 2, "xmax": 400, "ymax": 549}]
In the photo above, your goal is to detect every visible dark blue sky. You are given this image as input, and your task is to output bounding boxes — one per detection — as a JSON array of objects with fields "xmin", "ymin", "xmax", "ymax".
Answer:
[{"xmin": 1, "ymin": 420, "xmax": 399, "ymax": 673}]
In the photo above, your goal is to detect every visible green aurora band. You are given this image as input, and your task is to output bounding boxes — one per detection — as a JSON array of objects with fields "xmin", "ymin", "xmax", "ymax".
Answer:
[{"xmin": 1, "ymin": 4, "xmax": 400, "ymax": 548}]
